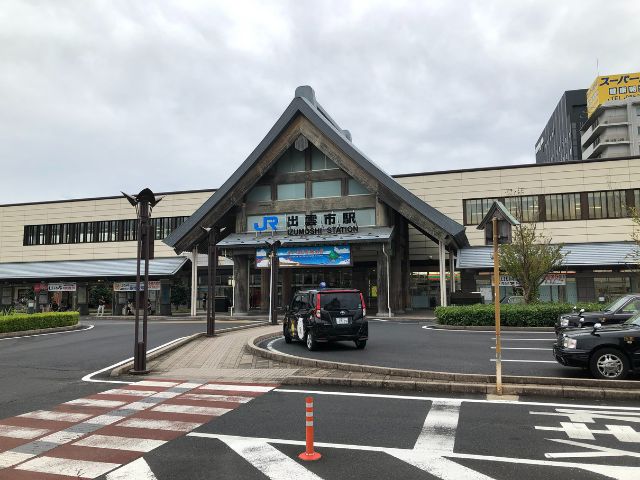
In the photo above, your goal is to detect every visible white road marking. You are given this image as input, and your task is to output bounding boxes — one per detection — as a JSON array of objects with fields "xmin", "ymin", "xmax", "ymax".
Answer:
[
  {"xmin": 274, "ymin": 388, "xmax": 640, "ymax": 410},
  {"xmin": 491, "ymin": 347, "xmax": 551, "ymax": 350},
  {"xmin": 74, "ymin": 434, "xmax": 166, "ymax": 452},
  {"xmin": 199, "ymin": 383, "xmax": 275, "ymax": 393},
  {"xmin": 531, "ymin": 409, "xmax": 640, "ymax": 423},
  {"xmin": 490, "ymin": 359, "xmax": 557, "ymax": 364},
  {"xmin": 65, "ymin": 398, "xmax": 127, "ymax": 408},
  {"xmin": 136, "ymin": 380, "xmax": 180, "ymax": 387},
  {"xmin": 39, "ymin": 430, "xmax": 86, "ymax": 444},
  {"xmin": 151, "ymin": 404, "xmax": 232, "ymax": 416},
  {"xmin": 545, "ymin": 438, "xmax": 640, "ymax": 459},
  {"xmin": 536, "ymin": 423, "xmax": 640, "ymax": 442},
  {"xmin": 495, "ymin": 337, "xmax": 555, "ymax": 341},
  {"xmin": 0, "ymin": 324, "xmax": 94, "ymax": 341},
  {"xmin": 181, "ymin": 393, "xmax": 253, "ymax": 403},
  {"xmin": 106, "ymin": 457, "xmax": 158, "ymax": 480},
  {"xmin": 219, "ymin": 436, "xmax": 324, "ymax": 480},
  {"xmin": 0, "ymin": 451, "xmax": 35, "ymax": 468},
  {"xmin": 86, "ymin": 414, "xmax": 128, "ymax": 426},
  {"xmin": 18, "ymin": 410, "xmax": 92, "ymax": 422},
  {"xmin": 100, "ymin": 388, "xmax": 159, "ymax": 397},
  {"xmin": 16, "ymin": 456, "xmax": 120, "ymax": 477},
  {"xmin": 118, "ymin": 418, "xmax": 202, "ymax": 432},
  {"xmin": 0, "ymin": 424, "xmax": 49, "ymax": 439}
]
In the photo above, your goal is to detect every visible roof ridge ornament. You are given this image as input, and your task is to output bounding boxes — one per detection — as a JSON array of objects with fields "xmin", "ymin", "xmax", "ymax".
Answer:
[
  {"xmin": 294, "ymin": 134, "xmax": 309, "ymax": 151},
  {"xmin": 295, "ymin": 85, "xmax": 316, "ymax": 106}
]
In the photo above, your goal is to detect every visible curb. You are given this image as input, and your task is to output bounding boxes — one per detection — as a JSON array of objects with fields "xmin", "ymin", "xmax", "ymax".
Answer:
[
  {"xmin": 109, "ymin": 322, "xmax": 270, "ymax": 377},
  {"xmin": 0, "ymin": 323, "xmax": 87, "ymax": 339},
  {"xmin": 247, "ymin": 332, "xmax": 639, "ymax": 399}
]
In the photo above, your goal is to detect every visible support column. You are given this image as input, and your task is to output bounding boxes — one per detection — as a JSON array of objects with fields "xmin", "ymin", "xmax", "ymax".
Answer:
[
  {"xmin": 207, "ymin": 228, "xmax": 218, "ymax": 336},
  {"xmin": 377, "ymin": 245, "xmax": 390, "ymax": 316},
  {"xmin": 282, "ymin": 268, "xmax": 293, "ymax": 308},
  {"xmin": 438, "ymin": 240, "xmax": 447, "ymax": 307},
  {"xmin": 160, "ymin": 279, "xmax": 172, "ymax": 316},
  {"xmin": 233, "ymin": 253, "xmax": 249, "ymax": 314},
  {"xmin": 190, "ymin": 248, "xmax": 198, "ymax": 316},
  {"xmin": 449, "ymin": 251, "xmax": 456, "ymax": 293},
  {"xmin": 260, "ymin": 269, "xmax": 269, "ymax": 312}
]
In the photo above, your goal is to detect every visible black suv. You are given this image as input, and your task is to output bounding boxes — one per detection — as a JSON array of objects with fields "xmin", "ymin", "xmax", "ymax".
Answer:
[
  {"xmin": 283, "ymin": 289, "xmax": 368, "ymax": 351},
  {"xmin": 555, "ymin": 294, "xmax": 640, "ymax": 334},
  {"xmin": 553, "ymin": 313, "xmax": 640, "ymax": 380}
]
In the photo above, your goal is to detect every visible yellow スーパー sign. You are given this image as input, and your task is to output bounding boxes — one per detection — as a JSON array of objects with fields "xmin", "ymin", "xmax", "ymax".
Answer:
[{"xmin": 587, "ymin": 72, "xmax": 640, "ymax": 117}]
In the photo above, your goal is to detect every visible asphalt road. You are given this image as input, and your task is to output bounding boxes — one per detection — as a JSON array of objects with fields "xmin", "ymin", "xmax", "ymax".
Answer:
[
  {"xmin": 264, "ymin": 320, "xmax": 640, "ymax": 380},
  {"xmin": 0, "ymin": 318, "xmax": 252, "ymax": 418},
  {"xmin": 97, "ymin": 385, "xmax": 640, "ymax": 479}
]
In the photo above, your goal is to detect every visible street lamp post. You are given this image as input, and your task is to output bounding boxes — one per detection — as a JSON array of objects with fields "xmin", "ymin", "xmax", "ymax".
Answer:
[
  {"xmin": 122, "ymin": 188, "xmax": 161, "ymax": 374},
  {"xmin": 204, "ymin": 226, "xmax": 219, "ymax": 337},
  {"xmin": 477, "ymin": 201, "xmax": 518, "ymax": 395},
  {"xmin": 265, "ymin": 240, "xmax": 281, "ymax": 325}
]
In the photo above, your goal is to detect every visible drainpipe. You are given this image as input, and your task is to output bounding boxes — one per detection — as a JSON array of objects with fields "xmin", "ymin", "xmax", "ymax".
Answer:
[{"xmin": 382, "ymin": 244, "xmax": 392, "ymax": 318}]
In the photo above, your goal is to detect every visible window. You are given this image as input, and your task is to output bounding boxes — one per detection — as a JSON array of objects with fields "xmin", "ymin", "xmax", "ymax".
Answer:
[
  {"xmin": 311, "ymin": 180, "xmax": 341, "ymax": 198},
  {"xmin": 246, "ymin": 185, "xmax": 271, "ymax": 202},
  {"xmin": 122, "ymin": 219, "xmax": 137, "ymax": 241},
  {"xmin": 348, "ymin": 178, "xmax": 369, "ymax": 196},
  {"xmin": 275, "ymin": 148, "xmax": 305, "ymax": 173},
  {"xmin": 354, "ymin": 208, "xmax": 376, "ymax": 226},
  {"xmin": 277, "ymin": 183, "xmax": 305, "ymax": 200},
  {"xmin": 545, "ymin": 193, "xmax": 581, "ymax": 221},
  {"xmin": 464, "ymin": 198, "xmax": 497, "ymax": 225},
  {"xmin": 505, "ymin": 196, "xmax": 539, "ymax": 222},
  {"xmin": 587, "ymin": 190, "xmax": 625, "ymax": 219},
  {"xmin": 311, "ymin": 145, "xmax": 337, "ymax": 170}
]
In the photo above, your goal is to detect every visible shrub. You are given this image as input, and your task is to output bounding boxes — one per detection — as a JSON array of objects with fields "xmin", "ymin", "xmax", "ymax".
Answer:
[
  {"xmin": 435, "ymin": 303, "xmax": 605, "ymax": 327},
  {"xmin": 0, "ymin": 312, "xmax": 79, "ymax": 334}
]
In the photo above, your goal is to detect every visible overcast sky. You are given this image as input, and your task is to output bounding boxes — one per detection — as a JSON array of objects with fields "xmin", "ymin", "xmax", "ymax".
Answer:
[{"xmin": 1, "ymin": 0, "xmax": 638, "ymax": 203}]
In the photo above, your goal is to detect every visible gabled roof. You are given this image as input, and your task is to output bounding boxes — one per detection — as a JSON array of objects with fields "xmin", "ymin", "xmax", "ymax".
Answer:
[
  {"xmin": 476, "ymin": 201, "xmax": 520, "ymax": 231},
  {"xmin": 164, "ymin": 86, "xmax": 468, "ymax": 252}
]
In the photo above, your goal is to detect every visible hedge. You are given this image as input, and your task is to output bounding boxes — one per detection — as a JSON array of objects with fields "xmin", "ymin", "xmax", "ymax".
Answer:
[
  {"xmin": 435, "ymin": 303, "xmax": 604, "ymax": 327},
  {"xmin": 0, "ymin": 312, "xmax": 79, "ymax": 334}
]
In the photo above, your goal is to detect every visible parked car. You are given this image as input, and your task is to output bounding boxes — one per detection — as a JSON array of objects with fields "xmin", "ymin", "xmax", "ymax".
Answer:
[
  {"xmin": 555, "ymin": 294, "xmax": 640, "ymax": 334},
  {"xmin": 282, "ymin": 289, "xmax": 368, "ymax": 351},
  {"xmin": 553, "ymin": 313, "xmax": 640, "ymax": 380}
]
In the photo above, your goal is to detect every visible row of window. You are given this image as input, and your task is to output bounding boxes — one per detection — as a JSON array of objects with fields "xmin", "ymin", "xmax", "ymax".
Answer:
[
  {"xmin": 276, "ymin": 144, "xmax": 338, "ymax": 173},
  {"xmin": 247, "ymin": 178, "xmax": 369, "ymax": 202},
  {"xmin": 464, "ymin": 189, "xmax": 640, "ymax": 225},
  {"xmin": 23, "ymin": 217, "xmax": 189, "ymax": 246}
]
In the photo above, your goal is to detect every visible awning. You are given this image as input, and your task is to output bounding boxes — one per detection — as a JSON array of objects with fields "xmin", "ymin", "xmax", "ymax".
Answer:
[
  {"xmin": 457, "ymin": 242, "xmax": 638, "ymax": 269},
  {"xmin": 0, "ymin": 257, "xmax": 188, "ymax": 280},
  {"xmin": 217, "ymin": 226, "xmax": 394, "ymax": 248}
]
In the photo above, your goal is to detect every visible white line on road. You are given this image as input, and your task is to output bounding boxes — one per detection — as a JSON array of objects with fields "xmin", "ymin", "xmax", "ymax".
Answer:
[
  {"xmin": 117, "ymin": 418, "xmax": 202, "ymax": 432},
  {"xmin": 490, "ymin": 359, "xmax": 557, "ymax": 364},
  {"xmin": 494, "ymin": 338, "xmax": 555, "ymax": 341},
  {"xmin": 0, "ymin": 425, "xmax": 49, "ymax": 439},
  {"xmin": 106, "ymin": 457, "xmax": 158, "ymax": 480},
  {"xmin": 491, "ymin": 347, "xmax": 551, "ymax": 350},
  {"xmin": 64, "ymin": 398, "xmax": 127, "ymax": 408},
  {"xmin": 0, "ymin": 324, "xmax": 94, "ymax": 341},
  {"xmin": 273, "ymin": 388, "xmax": 640, "ymax": 410},
  {"xmin": 199, "ymin": 383, "xmax": 275, "ymax": 393},
  {"xmin": 220, "ymin": 436, "xmax": 325, "ymax": 480},
  {"xmin": 18, "ymin": 410, "xmax": 92, "ymax": 422},
  {"xmin": 100, "ymin": 388, "xmax": 159, "ymax": 397},
  {"xmin": 181, "ymin": 393, "xmax": 253, "ymax": 403},
  {"xmin": 151, "ymin": 404, "xmax": 232, "ymax": 416}
]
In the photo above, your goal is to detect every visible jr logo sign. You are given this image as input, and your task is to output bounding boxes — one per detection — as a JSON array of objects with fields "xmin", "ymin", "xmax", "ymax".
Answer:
[{"xmin": 253, "ymin": 216, "xmax": 279, "ymax": 232}]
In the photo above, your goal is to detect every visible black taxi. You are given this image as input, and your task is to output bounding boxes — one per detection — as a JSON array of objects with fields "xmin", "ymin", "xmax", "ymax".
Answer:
[
  {"xmin": 555, "ymin": 294, "xmax": 640, "ymax": 334},
  {"xmin": 282, "ymin": 289, "xmax": 368, "ymax": 351},
  {"xmin": 553, "ymin": 313, "xmax": 640, "ymax": 380}
]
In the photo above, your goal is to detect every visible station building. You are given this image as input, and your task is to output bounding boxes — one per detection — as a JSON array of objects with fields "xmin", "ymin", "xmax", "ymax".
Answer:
[{"xmin": 2, "ymin": 86, "xmax": 640, "ymax": 315}]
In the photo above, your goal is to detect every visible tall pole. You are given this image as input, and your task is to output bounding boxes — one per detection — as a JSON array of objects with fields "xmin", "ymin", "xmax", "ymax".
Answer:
[
  {"xmin": 133, "ymin": 211, "xmax": 143, "ymax": 372},
  {"xmin": 493, "ymin": 216, "xmax": 502, "ymax": 395},
  {"xmin": 207, "ymin": 227, "xmax": 217, "ymax": 336},
  {"xmin": 142, "ymin": 205, "xmax": 150, "ymax": 359}
]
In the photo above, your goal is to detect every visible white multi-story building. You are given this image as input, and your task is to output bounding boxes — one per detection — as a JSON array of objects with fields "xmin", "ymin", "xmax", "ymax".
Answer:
[{"xmin": 581, "ymin": 97, "xmax": 640, "ymax": 159}]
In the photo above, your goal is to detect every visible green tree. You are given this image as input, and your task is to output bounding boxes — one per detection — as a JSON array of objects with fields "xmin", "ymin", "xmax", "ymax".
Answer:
[
  {"xmin": 499, "ymin": 222, "xmax": 565, "ymax": 304},
  {"xmin": 170, "ymin": 280, "xmax": 189, "ymax": 309},
  {"xmin": 89, "ymin": 283, "xmax": 112, "ymax": 307}
]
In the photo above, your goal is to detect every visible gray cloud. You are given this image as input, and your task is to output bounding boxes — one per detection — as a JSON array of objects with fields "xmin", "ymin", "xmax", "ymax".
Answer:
[{"xmin": 0, "ymin": 0, "xmax": 638, "ymax": 203}]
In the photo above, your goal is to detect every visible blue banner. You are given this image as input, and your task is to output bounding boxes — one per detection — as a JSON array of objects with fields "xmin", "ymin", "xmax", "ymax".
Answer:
[{"xmin": 256, "ymin": 245, "xmax": 351, "ymax": 268}]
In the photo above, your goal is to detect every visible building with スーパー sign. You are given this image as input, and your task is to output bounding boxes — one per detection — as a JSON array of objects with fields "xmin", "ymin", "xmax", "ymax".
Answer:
[{"xmin": 587, "ymin": 72, "xmax": 640, "ymax": 118}]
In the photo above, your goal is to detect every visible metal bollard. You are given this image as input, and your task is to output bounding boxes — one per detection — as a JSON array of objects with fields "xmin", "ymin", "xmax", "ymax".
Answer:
[{"xmin": 298, "ymin": 396, "xmax": 321, "ymax": 461}]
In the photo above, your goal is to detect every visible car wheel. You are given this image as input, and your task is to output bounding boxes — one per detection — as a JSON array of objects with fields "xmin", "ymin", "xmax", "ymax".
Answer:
[
  {"xmin": 306, "ymin": 330, "xmax": 317, "ymax": 351},
  {"xmin": 283, "ymin": 323, "xmax": 292, "ymax": 344},
  {"xmin": 589, "ymin": 348, "xmax": 629, "ymax": 380},
  {"xmin": 354, "ymin": 339, "xmax": 367, "ymax": 349}
]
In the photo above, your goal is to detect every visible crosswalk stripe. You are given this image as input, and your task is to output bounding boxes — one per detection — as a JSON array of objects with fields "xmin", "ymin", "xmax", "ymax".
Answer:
[
  {"xmin": 106, "ymin": 457, "xmax": 158, "ymax": 480},
  {"xmin": 65, "ymin": 399, "xmax": 127, "ymax": 408},
  {"xmin": 0, "ymin": 424, "xmax": 50, "ymax": 439},
  {"xmin": 0, "ymin": 451, "xmax": 35, "ymax": 468},
  {"xmin": 181, "ymin": 393, "xmax": 253, "ymax": 403},
  {"xmin": 136, "ymin": 380, "xmax": 180, "ymax": 387},
  {"xmin": 117, "ymin": 418, "xmax": 202, "ymax": 432},
  {"xmin": 199, "ymin": 384, "xmax": 274, "ymax": 393},
  {"xmin": 151, "ymin": 404, "xmax": 232, "ymax": 416},
  {"xmin": 38, "ymin": 430, "xmax": 86, "ymax": 444},
  {"xmin": 15, "ymin": 455, "xmax": 120, "ymax": 477},
  {"xmin": 18, "ymin": 410, "xmax": 92, "ymax": 422},
  {"xmin": 101, "ymin": 389, "xmax": 159, "ymax": 397},
  {"xmin": 74, "ymin": 434, "xmax": 166, "ymax": 452}
]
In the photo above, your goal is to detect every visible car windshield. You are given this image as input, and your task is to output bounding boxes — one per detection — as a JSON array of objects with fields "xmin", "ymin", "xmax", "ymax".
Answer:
[
  {"xmin": 603, "ymin": 296, "xmax": 628, "ymax": 312},
  {"xmin": 623, "ymin": 312, "xmax": 640, "ymax": 327},
  {"xmin": 320, "ymin": 292, "xmax": 362, "ymax": 311}
]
